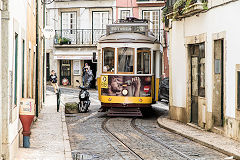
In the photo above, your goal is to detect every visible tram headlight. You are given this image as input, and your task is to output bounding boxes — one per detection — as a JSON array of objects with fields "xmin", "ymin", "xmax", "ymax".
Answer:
[{"xmin": 122, "ymin": 89, "xmax": 128, "ymax": 96}]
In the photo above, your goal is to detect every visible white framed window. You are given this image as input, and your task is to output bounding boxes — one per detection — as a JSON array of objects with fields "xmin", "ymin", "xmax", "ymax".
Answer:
[
  {"xmin": 92, "ymin": 12, "xmax": 109, "ymax": 29},
  {"xmin": 121, "ymin": 10, "xmax": 130, "ymax": 19},
  {"xmin": 143, "ymin": 10, "xmax": 160, "ymax": 31},
  {"xmin": 62, "ymin": 12, "xmax": 77, "ymax": 31},
  {"xmin": 61, "ymin": 12, "xmax": 77, "ymax": 44}
]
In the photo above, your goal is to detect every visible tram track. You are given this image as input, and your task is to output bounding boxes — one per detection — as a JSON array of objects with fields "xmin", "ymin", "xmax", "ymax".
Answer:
[
  {"xmin": 103, "ymin": 117, "xmax": 227, "ymax": 160},
  {"xmin": 130, "ymin": 118, "xmax": 192, "ymax": 160},
  {"xmin": 102, "ymin": 117, "xmax": 191, "ymax": 160},
  {"xmin": 102, "ymin": 118, "xmax": 144, "ymax": 160}
]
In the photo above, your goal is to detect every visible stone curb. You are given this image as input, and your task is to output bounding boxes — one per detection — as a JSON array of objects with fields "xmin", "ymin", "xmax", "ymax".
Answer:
[
  {"xmin": 157, "ymin": 117, "xmax": 240, "ymax": 160},
  {"xmin": 61, "ymin": 104, "xmax": 73, "ymax": 160}
]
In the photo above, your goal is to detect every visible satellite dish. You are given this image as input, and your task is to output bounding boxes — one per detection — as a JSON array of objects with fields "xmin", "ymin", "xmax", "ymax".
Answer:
[{"xmin": 43, "ymin": 26, "xmax": 55, "ymax": 39}]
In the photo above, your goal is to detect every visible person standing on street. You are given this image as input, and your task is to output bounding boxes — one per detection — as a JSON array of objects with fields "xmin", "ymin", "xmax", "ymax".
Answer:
[
  {"xmin": 49, "ymin": 70, "xmax": 59, "ymax": 93},
  {"xmin": 82, "ymin": 63, "xmax": 89, "ymax": 86}
]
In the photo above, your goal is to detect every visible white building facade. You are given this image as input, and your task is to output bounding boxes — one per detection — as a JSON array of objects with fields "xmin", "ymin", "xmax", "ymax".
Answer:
[
  {"xmin": 45, "ymin": 0, "xmax": 116, "ymax": 88},
  {"xmin": 1, "ymin": 0, "xmax": 27, "ymax": 159},
  {"xmin": 168, "ymin": 0, "xmax": 240, "ymax": 140}
]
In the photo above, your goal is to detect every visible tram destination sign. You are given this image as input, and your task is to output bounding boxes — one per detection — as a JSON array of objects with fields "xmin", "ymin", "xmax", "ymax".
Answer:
[{"xmin": 106, "ymin": 24, "xmax": 148, "ymax": 35}]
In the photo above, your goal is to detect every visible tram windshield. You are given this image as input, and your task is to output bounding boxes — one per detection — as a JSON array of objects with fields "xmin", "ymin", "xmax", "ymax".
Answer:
[
  {"xmin": 137, "ymin": 48, "xmax": 151, "ymax": 74},
  {"xmin": 103, "ymin": 48, "xmax": 115, "ymax": 73},
  {"xmin": 118, "ymin": 47, "xmax": 134, "ymax": 73}
]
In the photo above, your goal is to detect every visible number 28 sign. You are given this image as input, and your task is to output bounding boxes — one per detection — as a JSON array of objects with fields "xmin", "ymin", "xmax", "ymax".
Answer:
[{"xmin": 101, "ymin": 76, "xmax": 108, "ymax": 88}]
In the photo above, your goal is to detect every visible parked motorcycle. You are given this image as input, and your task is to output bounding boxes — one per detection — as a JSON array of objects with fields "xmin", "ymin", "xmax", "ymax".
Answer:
[{"xmin": 76, "ymin": 80, "xmax": 90, "ymax": 113}]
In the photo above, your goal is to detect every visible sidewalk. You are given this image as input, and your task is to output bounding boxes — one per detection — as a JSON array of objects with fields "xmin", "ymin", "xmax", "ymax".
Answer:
[
  {"xmin": 15, "ymin": 91, "xmax": 72, "ymax": 160},
  {"xmin": 155, "ymin": 102, "xmax": 240, "ymax": 160}
]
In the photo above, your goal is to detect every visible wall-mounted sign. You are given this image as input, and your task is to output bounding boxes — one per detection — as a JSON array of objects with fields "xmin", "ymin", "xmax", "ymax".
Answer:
[
  {"xmin": 54, "ymin": 56, "xmax": 92, "ymax": 60},
  {"xmin": 107, "ymin": 24, "xmax": 147, "ymax": 35},
  {"xmin": 215, "ymin": 59, "xmax": 221, "ymax": 74},
  {"xmin": 19, "ymin": 98, "xmax": 35, "ymax": 116},
  {"xmin": 73, "ymin": 60, "xmax": 80, "ymax": 75}
]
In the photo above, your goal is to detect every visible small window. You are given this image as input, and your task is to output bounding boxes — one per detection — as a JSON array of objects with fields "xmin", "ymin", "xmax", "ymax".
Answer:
[
  {"xmin": 137, "ymin": 49, "xmax": 151, "ymax": 74},
  {"xmin": 237, "ymin": 71, "xmax": 240, "ymax": 110},
  {"xmin": 121, "ymin": 10, "xmax": 130, "ymax": 19},
  {"xmin": 118, "ymin": 48, "xmax": 134, "ymax": 73},
  {"xmin": 103, "ymin": 48, "xmax": 115, "ymax": 73}
]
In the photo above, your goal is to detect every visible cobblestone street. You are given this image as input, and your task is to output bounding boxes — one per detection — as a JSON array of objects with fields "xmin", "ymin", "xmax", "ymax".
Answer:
[{"xmin": 57, "ymin": 87, "xmax": 233, "ymax": 160}]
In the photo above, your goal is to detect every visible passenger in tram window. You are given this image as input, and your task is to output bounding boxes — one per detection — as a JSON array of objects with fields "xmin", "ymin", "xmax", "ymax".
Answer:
[{"xmin": 104, "ymin": 59, "xmax": 114, "ymax": 72}]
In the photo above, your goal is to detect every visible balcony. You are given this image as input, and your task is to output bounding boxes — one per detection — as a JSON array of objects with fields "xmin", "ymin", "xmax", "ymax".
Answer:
[
  {"xmin": 136, "ymin": 0, "xmax": 165, "ymax": 5},
  {"xmin": 54, "ymin": 28, "xmax": 163, "ymax": 47},
  {"xmin": 54, "ymin": 29, "xmax": 106, "ymax": 47},
  {"xmin": 165, "ymin": 0, "xmax": 207, "ymax": 20}
]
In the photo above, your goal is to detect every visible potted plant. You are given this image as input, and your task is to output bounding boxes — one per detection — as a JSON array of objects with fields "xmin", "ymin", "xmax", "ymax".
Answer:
[{"xmin": 61, "ymin": 37, "xmax": 71, "ymax": 45}]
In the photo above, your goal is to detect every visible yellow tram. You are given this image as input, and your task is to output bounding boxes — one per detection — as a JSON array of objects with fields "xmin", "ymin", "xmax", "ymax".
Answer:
[{"xmin": 97, "ymin": 19, "xmax": 161, "ymax": 116}]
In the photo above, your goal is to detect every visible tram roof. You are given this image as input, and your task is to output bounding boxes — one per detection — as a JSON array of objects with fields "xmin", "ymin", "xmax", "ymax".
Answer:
[{"xmin": 98, "ymin": 32, "xmax": 160, "ymax": 44}]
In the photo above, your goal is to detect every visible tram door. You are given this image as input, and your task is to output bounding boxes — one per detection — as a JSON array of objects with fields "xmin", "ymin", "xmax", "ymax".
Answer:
[
  {"xmin": 60, "ymin": 60, "xmax": 71, "ymax": 85},
  {"xmin": 190, "ymin": 43, "xmax": 205, "ymax": 124}
]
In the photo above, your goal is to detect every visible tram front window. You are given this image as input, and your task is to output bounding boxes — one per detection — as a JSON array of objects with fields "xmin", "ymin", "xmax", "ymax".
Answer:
[
  {"xmin": 137, "ymin": 49, "xmax": 151, "ymax": 74},
  {"xmin": 118, "ymin": 47, "xmax": 134, "ymax": 73},
  {"xmin": 103, "ymin": 48, "xmax": 115, "ymax": 73}
]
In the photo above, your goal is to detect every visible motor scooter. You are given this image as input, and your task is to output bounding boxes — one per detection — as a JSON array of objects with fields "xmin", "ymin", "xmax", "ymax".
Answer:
[{"xmin": 76, "ymin": 80, "xmax": 90, "ymax": 113}]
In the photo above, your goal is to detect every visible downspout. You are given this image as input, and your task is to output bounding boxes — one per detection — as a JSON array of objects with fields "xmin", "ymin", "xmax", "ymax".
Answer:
[
  {"xmin": 43, "ymin": 1, "xmax": 45, "ymax": 103},
  {"xmin": 35, "ymin": 0, "xmax": 39, "ymax": 117}
]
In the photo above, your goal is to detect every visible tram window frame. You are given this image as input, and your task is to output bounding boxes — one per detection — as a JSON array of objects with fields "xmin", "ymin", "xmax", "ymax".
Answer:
[
  {"xmin": 117, "ymin": 47, "xmax": 134, "ymax": 74},
  {"xmin": 102, "ymin": 47, "xmax": 115, "ymax": 74},
  {"xmin": 137, "ymin": 49, "xmax": 151, "ymax": 74}
]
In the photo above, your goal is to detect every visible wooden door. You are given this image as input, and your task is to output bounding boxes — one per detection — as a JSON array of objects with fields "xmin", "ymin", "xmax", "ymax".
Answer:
[
  {"xmin": 191, "ymin": 56, "xmax": 199, "ymax": 124},
  {"xmin": 213, "ymin": 40, "xmax": 224, "ymax": 126}
]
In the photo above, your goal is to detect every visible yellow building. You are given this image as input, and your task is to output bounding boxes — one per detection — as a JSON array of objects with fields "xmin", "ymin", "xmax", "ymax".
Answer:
[{"xmin": 0, "ymin": 0, "xmax": 45, "ymax": 159}]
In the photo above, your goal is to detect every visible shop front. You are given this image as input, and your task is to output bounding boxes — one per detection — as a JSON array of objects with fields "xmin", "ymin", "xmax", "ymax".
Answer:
[{"xmin": 54, "ymin": 55, "xmax": 97, "ymax": 88}]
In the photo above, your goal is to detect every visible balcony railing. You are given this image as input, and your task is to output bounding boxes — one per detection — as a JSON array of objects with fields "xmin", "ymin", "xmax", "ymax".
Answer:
[
  {"xmin": 136, "ymin": 0, "xmax": 164, "ymax": 3},
  {"xmin": 54, "ymin": 29, "xmax": 107, "ymax": 46},
  {"xmin": 165, "ymin": 0, "xmax": 207, "ymax": 20},
  {"xmin": 137, "ymin": 0, "xmax": 163, "ymax": 1},
  {"xmin": 54, "ymin": 29, "xmax": 163, "ymax": 46}
]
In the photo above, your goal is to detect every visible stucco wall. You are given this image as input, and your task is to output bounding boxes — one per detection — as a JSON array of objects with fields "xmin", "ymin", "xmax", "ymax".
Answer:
[
  {"xmin": 170, "ymin": 1, "xmax": 240, "ymax": 119},
  {"xmin": 171, "ymin": 20, "xmax": 187, "ymax": 108}
]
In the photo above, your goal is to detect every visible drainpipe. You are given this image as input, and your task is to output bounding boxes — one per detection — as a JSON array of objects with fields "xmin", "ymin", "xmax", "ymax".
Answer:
[
  {"xmin": 35, "ymin": 0, "xmax": 39, "ymax": 117},
  {"xmin": 43, "ymin": 1, "xmax": 45, "ymax": 103}
]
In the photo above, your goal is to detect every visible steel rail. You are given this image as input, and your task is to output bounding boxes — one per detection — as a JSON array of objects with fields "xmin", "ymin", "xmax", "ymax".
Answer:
[
  {"xmin": 131, "ymin": 118, "xmax": 193, "ymax": 160},
  {"xmin": 102, "ymin": 118, "xmax": 144, "ymax": 160}
]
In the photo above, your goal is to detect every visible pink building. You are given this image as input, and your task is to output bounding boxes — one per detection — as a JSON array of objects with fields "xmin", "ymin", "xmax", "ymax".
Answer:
[{"xmin": 116, "ymin": 0, "xmax": 169, "ymax": 78}]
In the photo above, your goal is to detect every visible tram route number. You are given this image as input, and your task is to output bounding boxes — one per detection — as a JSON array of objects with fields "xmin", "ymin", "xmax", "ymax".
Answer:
[{"xmin": 101, "ymin": 76, "xmax": 108, "ymax": 88}]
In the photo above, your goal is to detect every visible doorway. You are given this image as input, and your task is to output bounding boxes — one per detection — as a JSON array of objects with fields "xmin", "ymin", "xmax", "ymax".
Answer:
[
  {"xmin": 84, "ymin": 60, "xmax": 97, "ymax": 89},
  {"xmin": 60, "ymin": 60, "xmax": 71, "ymax": 85},
  {"xmin": 213, "ymin": 39, "xmax": 224, "ymax": 127},
  {"xmin": 190, "ymin": 43, "xmax": 205, "ymax": 124}
]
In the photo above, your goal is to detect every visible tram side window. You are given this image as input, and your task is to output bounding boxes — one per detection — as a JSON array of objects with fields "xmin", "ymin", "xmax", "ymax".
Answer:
[
  {"xmin": 137, "ymin": 49, "xmax": 151, "ymax": 74},
  {"xmin": 118, "ymin": 48, "xmax": 134, "ymax": 73},
  {"xmin": 103, "ymin": 48, "xmax": 115, "ymax": 73}
]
